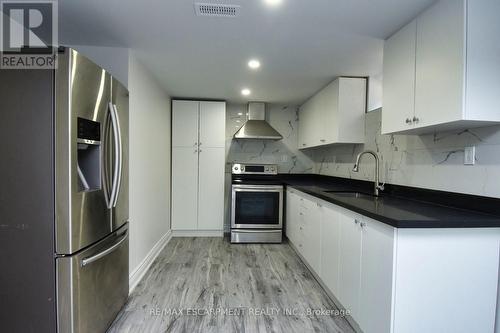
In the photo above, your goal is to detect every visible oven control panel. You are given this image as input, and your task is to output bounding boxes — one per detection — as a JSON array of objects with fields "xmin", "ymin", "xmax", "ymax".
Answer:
[{"xmin": 232, "ymin": 163, "xmax": 278, "ymax": 175}]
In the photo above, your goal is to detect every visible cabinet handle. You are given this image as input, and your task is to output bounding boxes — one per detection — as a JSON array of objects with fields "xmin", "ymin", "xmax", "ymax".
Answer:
[
  {"xmin": 354, "ymin": 219, "xmax": 360, "ymax": 224},
  {"xmin": 405, "ymin": 118, "xmax": 412, "ymax": 124},
  {"xmin": 194, "ymin": 149, "xmax": 198, "ymax": 153},
  {"xmin": 199, "ymin": 142, "xmax": 202, "ymax": 146},
  {"xmin": 317, "ymin": 203, "xmax": 322, "ymax": 207},
  {"xmin": 302, "ymin": 143, "xmax": 306, "ymax": 146},
  {"xmin": 320, "ymin": 139, "xmax": 326, "ymax": 142},
  {"xmin": 299, "ymin": 212, "xmax": 303, "ymax": 216},
  {"xmin": 194, "ymin": 142, "xmax": 198, "ymax": 146},
  {"xmin": 199, "ymin": 149, "xmax": 202, "ymax": 153},
  {"xmin": 360, "ymin": 222, "xmax": 367, "ymax": 228},
  {"xmin": 412, "ymin": 116, "xmax": 419, "ymax": 123}
]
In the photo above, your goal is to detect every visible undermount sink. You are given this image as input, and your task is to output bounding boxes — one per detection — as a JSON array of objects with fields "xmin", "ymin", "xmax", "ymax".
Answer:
[{"xmin": 323, "ymin": 190, "xmax": 376, "ymax": 198}]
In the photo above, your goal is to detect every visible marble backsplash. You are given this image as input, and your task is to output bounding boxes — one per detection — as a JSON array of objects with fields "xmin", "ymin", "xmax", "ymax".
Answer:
[
  {"xmin": 223, "ymin": 105, "xmax": 500, "ymax": 229},
  {"xmin": 223, "ymin": 103, "xmax": 314, "ymax": 230},
  {"xmin": 310, "ymin": 109, "xmax": 500, "ymax": 198},
  {"xmin": 225, "ymin": 104, "xmax": 314, "ymax": 173}
]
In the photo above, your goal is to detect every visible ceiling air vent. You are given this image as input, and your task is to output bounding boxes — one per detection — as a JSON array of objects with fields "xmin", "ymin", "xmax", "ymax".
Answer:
[{"xmin": 194, "ymin": 3, "xmax": 241, "ymax": 17}]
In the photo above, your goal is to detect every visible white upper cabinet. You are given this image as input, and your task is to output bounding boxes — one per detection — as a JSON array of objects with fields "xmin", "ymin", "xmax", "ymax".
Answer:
[
  {"xmin": 172, "ymin": 100, "xmax": 199, "ymax": 147},
  {"xmin": 382, "ymin": 20, "xmax": 417, "ymax": 134},
  {"xmin": 382, "ymin": 0, "xmax": 500, "ymax": 135},
  {"xmin": 298, "ymin": 77, "xmax": 366, "ymax": 149},
  {"xmin": 199, "ymin": 101, "xmax": 226, "ymax": 148},
  {"xmin": 414, "ymin": 0, "xmax": 465, "ymax": 129}
]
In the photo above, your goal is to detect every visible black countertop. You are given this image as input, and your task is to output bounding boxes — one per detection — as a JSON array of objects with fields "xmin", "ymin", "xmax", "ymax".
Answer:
[{"xmin": 276, "ymin": 174, "xmax": 500, "ymax": 228}]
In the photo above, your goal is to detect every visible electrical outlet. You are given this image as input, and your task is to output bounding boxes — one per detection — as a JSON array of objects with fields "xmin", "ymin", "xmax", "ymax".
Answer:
[{"xmin": 464, "ymin": 146, "xmax": 475, "ymax": 165}]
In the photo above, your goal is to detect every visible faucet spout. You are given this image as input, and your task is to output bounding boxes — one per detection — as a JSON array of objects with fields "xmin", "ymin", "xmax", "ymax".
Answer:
[{"xmin": 352, "ymin": 150, "xmax": 384, "ymax": 196}]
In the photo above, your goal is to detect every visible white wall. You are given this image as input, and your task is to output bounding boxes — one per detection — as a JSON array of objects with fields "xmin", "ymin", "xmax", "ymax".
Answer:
[{"xmin": 128, "ymin": 53, "xmax": 172, "ymax": 273}]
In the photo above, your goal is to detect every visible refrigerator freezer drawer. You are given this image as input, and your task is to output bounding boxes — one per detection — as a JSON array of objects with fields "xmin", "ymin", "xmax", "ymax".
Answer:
[{"xmin": 57, "ymin": 223, "xmax": 129, "ymax": 333}]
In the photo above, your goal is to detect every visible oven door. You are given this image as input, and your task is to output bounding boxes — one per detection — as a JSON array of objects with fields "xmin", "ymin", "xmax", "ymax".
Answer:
[{"xmin": 231, "ymin": 184, "xmax": 283, "ymax": 229}]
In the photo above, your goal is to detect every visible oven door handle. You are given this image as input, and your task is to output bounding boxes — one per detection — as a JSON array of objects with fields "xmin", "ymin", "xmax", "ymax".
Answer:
[{"xmin": 232, "ymin": 186, "xmax": 284, "ymax": 192}]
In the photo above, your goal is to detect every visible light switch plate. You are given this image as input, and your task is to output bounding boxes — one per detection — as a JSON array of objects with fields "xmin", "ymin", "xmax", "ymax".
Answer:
[{"xmin": 464, "ymin": 146, "xmax": 475, "ymax": 165}]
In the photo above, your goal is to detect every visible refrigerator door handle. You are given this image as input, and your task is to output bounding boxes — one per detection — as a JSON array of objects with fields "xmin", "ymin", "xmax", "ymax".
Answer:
[
  {"xmin": 109, "ymin": 102, "xmax": 121, "ymax": 208},
  {"xmin": 81, "ymin": 230, "xmax": 128, "ymax": 267},
  {"xmin": 111, "ymin": 103, "xmax": 123, "ymax": 208},
  {"xmin": 102, "ymin": 103, "xmax": 112, "ymax": 209}
]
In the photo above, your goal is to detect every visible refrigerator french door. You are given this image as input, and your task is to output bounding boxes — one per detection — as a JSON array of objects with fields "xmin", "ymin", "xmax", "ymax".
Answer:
[
  {"xmin": 54, "ymin": 48, "xmax": 129, "ymax": 333},
  {"xmin": 1, "ymin": 47, "xmax": 129, "ymax": 333}
]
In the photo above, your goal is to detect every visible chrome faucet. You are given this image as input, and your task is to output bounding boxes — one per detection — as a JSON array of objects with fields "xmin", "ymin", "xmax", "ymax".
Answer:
[{"xmin": 352, "ymin": 150, "xmax": 384, "ymax": 196}]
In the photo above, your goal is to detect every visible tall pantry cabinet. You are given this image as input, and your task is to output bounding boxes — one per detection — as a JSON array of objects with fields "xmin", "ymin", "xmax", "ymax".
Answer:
[{"xmin": 171, "ymin": 100, "xmax": 226, "ymax": 235}]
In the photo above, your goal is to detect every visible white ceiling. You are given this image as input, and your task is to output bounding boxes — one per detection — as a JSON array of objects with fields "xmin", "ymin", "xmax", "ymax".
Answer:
[{"xmin": 59, "ymin": 0, "xmax": 435, "ymax": 104}]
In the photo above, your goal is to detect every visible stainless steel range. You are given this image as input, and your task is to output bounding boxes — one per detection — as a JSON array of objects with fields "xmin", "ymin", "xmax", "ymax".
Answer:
[{"xmin": 231, "ymin": 163, "xmax": 283, "ymax": 243}]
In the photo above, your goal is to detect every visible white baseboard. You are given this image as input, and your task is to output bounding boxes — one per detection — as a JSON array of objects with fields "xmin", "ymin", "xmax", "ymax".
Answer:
[
  {"xmin": 172, "ymin": 230, "xmax": 223, "ymax": 237},
  {"xmin": 129, "ymin": 229, "xmax": 172, "ymax": 293}
]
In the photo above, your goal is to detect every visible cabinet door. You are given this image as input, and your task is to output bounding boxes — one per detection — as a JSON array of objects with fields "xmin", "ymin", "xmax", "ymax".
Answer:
[
  {"xmin": 298, "ymin": 102, "xmax": 311, "ymax": 149},
  {"xmin": 172, "ymin": 100, "xmax": 199, "ymax": 147},
  {"xmin": 382, "ymin": 20, "xmax": 416, "ymax": 134},
  {"xmin": 359, "ymin": 219, "xmax": 395, "ymax": 333},
  {"xmin": 198, "ymin": 147, "xmax": 225, "ymax": 230},
  {"xmin": 199, "ymin": 101, "xmax": 226, "ymax": 148},
  {"xmin": 286, "ymin": 191, "xmax": 300, "ymax": 244},
  {"xmin": 171, "ymin": 147, "xmax": 198, "ymax": 230},
  {"xmin": 414, "ymin": 0, "xmax": 465, "ymax": 128},
  {"xmin": 337, "ymin": 78, "xmax": 366, "ymax": 143},
  {"xmin": 337, "ymin": 211, "xmax": 362, "ymax": 319},
  {"xmin": 319, "ymin": 81, "xmax": 339, "ymax": 145},
  {"xmin": 302, "ymin": 200, "xmax": 322, "ymax": 273},
  {"xmin": 320, "ymin": 204, "xmax": 341, "ymax": 296}
]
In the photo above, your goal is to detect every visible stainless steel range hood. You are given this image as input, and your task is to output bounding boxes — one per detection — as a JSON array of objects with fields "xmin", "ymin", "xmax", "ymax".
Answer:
[{"xmin": 233, "ymin": 102, "xmax": 283, "ymax": 140}]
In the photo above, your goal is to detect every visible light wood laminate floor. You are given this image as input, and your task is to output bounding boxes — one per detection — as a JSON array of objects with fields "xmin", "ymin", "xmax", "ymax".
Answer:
[{"xmin": 108, "ymin": 237, "xmax": 355, "ymax": 333}]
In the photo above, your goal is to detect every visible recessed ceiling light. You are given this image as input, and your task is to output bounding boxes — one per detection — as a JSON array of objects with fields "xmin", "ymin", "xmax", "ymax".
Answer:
[
  {"xmin": 237, "ymin": 112, "xmax": 243, "ymax": 116},
  {"xmin": 248, "ymin": 59, "xmax": 261, "ymax": 70},
  {"xmin": 236, "ymin": 120, "xmax": 241, "ymax": 123},
  {"xmin": 264, "ymin": 0, "xmax": 282, "ymax": 7},
  {"xmin": 241, "ymin": 88, "xmax": 251, "ymax": 96}
]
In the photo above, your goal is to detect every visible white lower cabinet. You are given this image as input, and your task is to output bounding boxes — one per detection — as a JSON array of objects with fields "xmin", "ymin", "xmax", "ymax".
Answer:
[
  {"xmin": 299, "ymin": 197, "xmax": 322, "ymax": 273},
  {"xmin": 197, "ymin": 147, "xmax": 225, "ymax": 230},
  {"xmin": 287, "ymin": 192, "xmax": 322, "ymax": 272},
  {"xmin": 319, "ymin": 204, "xmax": 341, "ymax": 296},
  {"xmin": 285, "ymin": 191, "xmax": 300, "ymax": 245},
  {"xmin": 286, "ymin": 188, "xmax": 500, "ymax": 333},
  {"xmin": 287, "ymin": 189, "xmax": 392, "ymax": 331},
  {"xmin": 359, "ymin": 217, "xmax": 395, "ymax": 333},
  {"xmin": 171, "ymin": 147, "xmax": 199, "ymax": 230},
  {"xmin": 337, "ymin": 210, "xmax": 363, "ymax": 320}
]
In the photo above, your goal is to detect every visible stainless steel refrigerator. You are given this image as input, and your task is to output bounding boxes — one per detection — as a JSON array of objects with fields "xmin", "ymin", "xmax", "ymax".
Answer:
[{"xmin": 0, "ymin": 47, "xmax": 129, "ymax": 333}]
